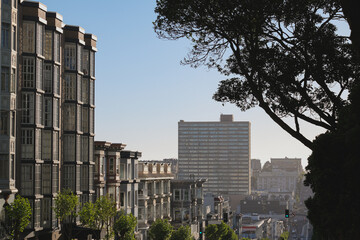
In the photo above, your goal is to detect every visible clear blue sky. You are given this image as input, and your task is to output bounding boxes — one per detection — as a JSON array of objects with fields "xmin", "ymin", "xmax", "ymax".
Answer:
[{"xmin": 45, "ymin": 1, "xmax": 349, "ymax": 167}]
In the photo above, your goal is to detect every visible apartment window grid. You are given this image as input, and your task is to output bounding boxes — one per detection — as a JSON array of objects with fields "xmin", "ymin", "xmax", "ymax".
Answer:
[
  {"xmin": 1, "ymin": 67, "xmax": 10, "ymax": 92},
  {"xmin": 41, "ymin": 198, "xmax": 51, "ymax": 228},
  {"xmin": 1, "ymin": 23, "xmax": 10, "ymax": 49},
  {"xmin": 53, "ymin": 98, "xmax": 59, "ymax": 128},
  {"xmin": 35, "ymin": 93, "xmax": 43, "ymax": 125},
  {"xmin": 64, "ymin": 43, "xmax": 76, "ymax": 70},
  {"xmin": 53, "ymin": 65, "xmax": 60, "ymax": 95},
  {"xmin": 43, "ymin": 64, "xmax": 52, "ymax": 93},
  {"xmin": 42, "ymin": 130, "xmax": 51, "ymax": 160},
  {"xmin": 34, "ymin": 164, "xmax": 41, "ymax": 195},
  {"xmin": 43, "ymin": 97, "xmax": 52, "ymax": 127},
  {"xmin": 89, "ymin": 165, "xmax": 94, "ymax": 191},
  {"xmin": 36, "ymin": 58, "xmax": 43, "ymax": 90},
  {"xmin": 42, "ymin": 164, "xmax": 51, "ymax": 194},
  {"xmin": 63, "ymin": 135, "xmax": 75, "ymax": 162},
  {"xmin": 10, "ymin": 68, "xmax": 16, "ymax": 93},
  {"xmin": 12, "ymin": 25, "xmax": 16, "ymax": 51},
  {"xmin": 0, "ymin": 111, "xmax": 8, "ymax": 135},
  {"xmin": 44, "ymin": 30, "xmax": 53, "ymax": 60},
  {"xmin": 81, "ymin": 136, "xmax": 88, "ymax": 162},
  {"xmin": 21, "ymin": 129, "xmax": 34, "ymax": 159},
  {"xmin": 82, "ymin": 49, "xmax": 89, "ymax": 75},
  {"xmin": 64, "ymin": 74, "xmax": 76, "ymax": 100},
  {"xmin": 22, "ymin": 93, "xmax": 34, "ymax": 123},
  {"xmin": 22, "ymin": 21, "xmax": 35, "ymax": 53},
  {"xmin": 0, "ymin": 155, "xmax": 9, "ymax": 179},
  {"xmin": 80, "ymin": 165, "xmax": 89, "ymax": 191},
  {"xmin": 52, "ymin": 165, "xmax": 59, "ymax": 193},
  {"xmin": 54, "ymin": 32, "xmax": 60, "ymax": 63},
  {"xmin": 21, "ymin": 164, "xmax": 33, "ymax": 195},
  {"xmin": 36, "ymin": 23, "xmax": 44, "ymax": 56},
  {"xmin": 34, "ymin": 199, "xmax": 41, "ymax": 228},
  {"xmin": 53, "ymin": 131, "xmax": 59, "ymax": 161},
  {"xmin": 22, "ymin": 57, "xmax": 35, "ymax": 88},
  {"xmin": 63, "ymin": 165, "xmax": 75, "ymax": 191}
]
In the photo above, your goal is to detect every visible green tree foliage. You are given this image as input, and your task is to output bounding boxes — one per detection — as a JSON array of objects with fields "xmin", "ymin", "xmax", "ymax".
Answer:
[
  {"xmin": 205, "ymin": 222, "xmax": 238, "ymax": 240},
  {"xmin": 79, "ymin": 196, "xmax": 117, "ymax": 240},
  {"xmin": 305, "ymin": 82, "xmax": 360, "ymax": 239},
  {"xmin": 113, "ymin": 211, "xmax": 137, "ymax": 240},
  {"xmin": 154, "ymin": 0, "xmax": 359, "ymax": 150},
  {"xmin": 149, "ymin": 219, "xmax": 173, "ymax": 240},
  {"xmin": 279, "ymin": 231, "xmax": 289, "ymax": 240},
  {"xmin": 4, "ymin": 195, "xmax": 32, "ymax": 240},
  {"xmin": 170, "ymin": 225, "xmax": 192, "ymax": 240},
  {"xmin": 54, "ymin": 189, "xmax": 78, "ymax": 240}
]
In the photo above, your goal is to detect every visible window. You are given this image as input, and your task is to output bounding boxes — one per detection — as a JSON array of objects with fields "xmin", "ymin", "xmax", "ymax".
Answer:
[
  {"xmin": 44, "ymin": 98, "xmax": 52, "ymax": 127},
  {"xmin": 42, "ymin": 131, "xmax": 51, "ymax": 160},
  {"xmin": 63, "ymin": 104, "xmax": 76, "ymax": 131},
  {"xmin": 36, "ymin": 23, "xmax": 44, "ymax": 55},
  {"xmin": 82, "ymin": 78, "xmax": 89, "ymax": 104},
  {"xmin": 0, "ymin": 111, "xmax": 8, "ymax": 136},
  {"xmin": 120, "ymin": 164, "xmax": 125, "ymax": 179},
  {"xmin": 89, "ymin": 165, "xmax": 93, "ymax": 191},
  {"xmin": 1, "ymin": 67, "xmax": 9, "ymax": 92},
  {"xmin": 183, "ymin": 189, "xmax": 189, "ymax": 201},
  {"xmin": 127, "ymin": 192, "xmax": 131, "ymax": 207},
  {"xmin": 82, "ymin": 107, "xmax": 88, "ymax": 133},
  {"xmin": 43, "ymin": 64, "xmax": 52, "ymax": 93},
  {"xmin": 82, "ymin": 49, "xmax": 89, "ymax": 75},
  {"xmin": 10, "ymin": 154, "xmax": 14, "ymax": 180},
  {"xmin": 80, "ymin": 165, "xmax": 89, "ymax": 191},
  {"xmin": 21, "ymin": 164, "xmax": 33, "ymax": 195},
  {"xmin": 41, "ymin": 198, "xmax": 51, "ymax": 228},
  {"xmin": 174, "ymin": 189, "xmax": 181, "ymax": 201},
  {"xmin": 42, "ymin": 164, "xmax": 51, "ymax": 194},
  {"xmin": 63, "ymin": 165, "xmax": 75, "ymax": 191},
  {"xmin": 90, "ymin": 79, "xmax": 94, "ymax": 105},
  {"xmin": 63, "ymin": 135, "xmax": 75, "ymax": 162},
  {"xmin": 89, "ymin": 108, "xmax": 94, "ymax": 134},
  {"xmin": 77, "ymin": 105, "xmax": 82, "ymax": 132},
  {"xmin": 1, "ymin": 23, "xmax": 10, "ymax": 49},
  {"xmin": 44, "ymin": 30, "xmax": 53, "ymax": 60},
  {"xmin": 64, "ymin": 43, "xmax": 76, "ymax": 70},
  {"xmin": 90, "ymin": 51, "xmax": 95, "ymax": 77},
  {"xmin": 23, "ymin": 22, "xmax": 35, "ymax": 53},
  {"xmin": 64, "ymin": 74, "xmax": 76, "ymax": 100},
  {"xmin": 95, "ymin": 157, "xmax": 99, "ymax": 174},
  {"xmin": 77, "ymin": 45, "xmax": 82, "ymax": 72},
  {"xmin": 22, "ymin": 93, "xmax": 34, "ymax": 124},
  {"xmin": 21, "ymin": 129, "xmax": 34, "ymax": 159},
  {"xmin": 0, "ymin": 155, "xmax": 9, "ymax": 179},
  {"xmin": 109, "ymin": 158, "xmax": 114, "ymax": 174},
  {"xmin": 89, "ymin": 137, "xmax": 94, "ymax": 162},
  {"xmin": 120, "ymin": 192, "xmax": 125, "ymax": 207},
  {"xmin": 81, "ymin": 136, "xmax": 88, "ymax": 162},
  {"xmin": 22, "ymin": 57, "xmax": 35, "ymax": 88}
]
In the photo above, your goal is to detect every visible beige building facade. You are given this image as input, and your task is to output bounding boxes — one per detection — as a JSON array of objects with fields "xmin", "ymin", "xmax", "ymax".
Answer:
[{"xmin": 178, "ymin": 114, "xmax": 251, "ymax": 198}]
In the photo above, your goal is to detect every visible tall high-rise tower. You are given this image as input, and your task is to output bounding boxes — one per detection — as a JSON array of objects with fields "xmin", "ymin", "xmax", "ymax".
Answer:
[{"xmin": 178, "ymin": 114, "xmax": 251, "ymax": 198}]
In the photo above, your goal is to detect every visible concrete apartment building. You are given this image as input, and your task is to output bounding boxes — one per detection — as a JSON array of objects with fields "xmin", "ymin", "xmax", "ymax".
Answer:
[
  {"xmin": 137, "ymin": 161, "xmax": 174, "ymax": 239},
  {"xmin": 0, "ymin": 1, "xmax": 97, "ymax": 238},
  {"xmin": 178, "ymin": 114, "xmax": 251, "ymax": 203}
]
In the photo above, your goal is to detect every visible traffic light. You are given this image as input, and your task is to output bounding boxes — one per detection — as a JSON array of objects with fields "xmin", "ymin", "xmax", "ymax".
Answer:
[{"xmin": 285, "ymin": 209, "xmax": 289, "ymax": 218}]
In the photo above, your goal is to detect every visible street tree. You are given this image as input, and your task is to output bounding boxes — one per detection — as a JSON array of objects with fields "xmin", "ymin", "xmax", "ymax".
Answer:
[
  {"xmin": 4, "ymin": 195, "xmax": 32, "ymax": 240},
  {"xmin": 113, "ymin": 211, "xmax": 137, "ymax": 240},
  {"xmin": 170, "ymin": 225, "xmax": 192, "ymax": 240},
  {"xmin": 205, "ymin": 222, "xmax": 237, "ymax": 240},
  {"xmin": 148, "ymin": 219, "xmax": 173, "ymax": 240},
  {"xmin": 154, "ymin": 0, "xmax": 359, "ymax": 150},
  {"xmin": 54, "ymin": 189, "xmax": 78, "ymax": 240}
]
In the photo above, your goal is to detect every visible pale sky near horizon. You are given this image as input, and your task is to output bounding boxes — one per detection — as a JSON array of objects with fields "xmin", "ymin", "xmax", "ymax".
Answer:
[{"xmin": 44, "ymin": 1, "xmax": 350, "ymax": 168}]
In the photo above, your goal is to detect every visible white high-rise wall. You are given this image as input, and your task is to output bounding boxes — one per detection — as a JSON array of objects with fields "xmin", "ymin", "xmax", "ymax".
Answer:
[{"xmin": 178, "ymin": 114, "xmax": 251, "ymax": 196}]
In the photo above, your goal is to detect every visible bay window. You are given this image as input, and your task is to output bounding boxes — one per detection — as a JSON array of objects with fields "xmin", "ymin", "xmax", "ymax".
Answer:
[
  {"xmin": 23, "ymin": 22, "xmax": 35, "ymax": 53},
  {"xmin": 22, "ymin": 57, "xmax": 35, "ymax": 88}
]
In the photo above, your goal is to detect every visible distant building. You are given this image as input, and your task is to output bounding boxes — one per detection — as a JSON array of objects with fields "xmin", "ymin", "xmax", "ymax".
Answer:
[
  {"xmin": 170, "ymin": 179, "xmax": 206, "ymax": 239},
  {"xmin": 163, "ymin": 158, "xmax": 178, "ymax": 179},
  {"xmin": 257, "ymin": 158, "xmax": 302, "ymax": 193},
  {"xmin": 137, "ymin": 161, "xmax": 174, "ymax": 240},
  {"xmin": 241, "ymin": 215, "xmax": 272, "ymax": 240},
  {"xmin": 251, "ymin": 159, "xmax": 261, "ymax": 191},
  {"xmin": 178, "ymin": 114, "xmax": 251, "ymax": 203}
]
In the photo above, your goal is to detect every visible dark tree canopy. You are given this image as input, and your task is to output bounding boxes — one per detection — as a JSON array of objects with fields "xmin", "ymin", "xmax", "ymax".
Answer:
[{"xmin": 154, "ymin": 0, "xmax": 360, "ymax": 149}]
